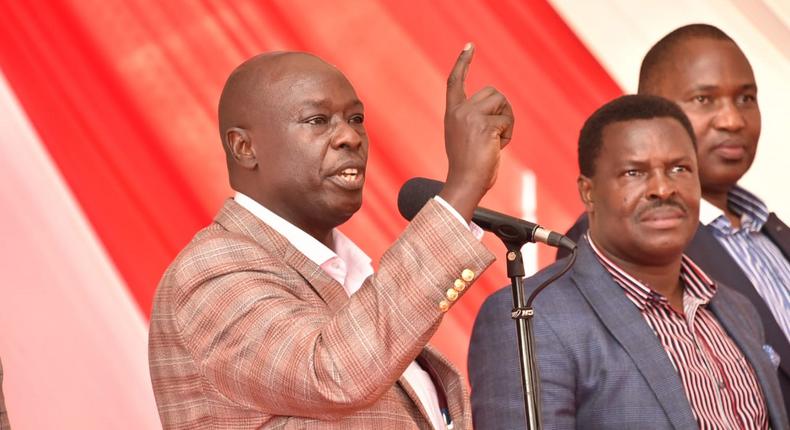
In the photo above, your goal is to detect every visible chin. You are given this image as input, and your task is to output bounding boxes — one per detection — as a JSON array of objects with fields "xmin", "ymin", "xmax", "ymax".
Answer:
[
  {"xmin": 640, "ymin": 238, "xmax": 689, "ymax": 263},
  {"xmin": 334, "ymin": 203, "xmax": 362, "ymax": 225}
]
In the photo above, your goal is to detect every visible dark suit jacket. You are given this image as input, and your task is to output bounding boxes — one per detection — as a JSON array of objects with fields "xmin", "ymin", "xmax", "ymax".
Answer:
[
  {"xmin": 557, "ymin": 211, "xmax": 790, "ymax": 413},
  {"xmin": 469, "ymin": 238, "xmax": 788, "ymax": 429}
]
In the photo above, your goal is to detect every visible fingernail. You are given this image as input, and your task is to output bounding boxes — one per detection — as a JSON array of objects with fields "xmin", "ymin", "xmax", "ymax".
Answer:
[{"xmin": 463, "ymin": 42, "xmax": 473, "ymax": 52}]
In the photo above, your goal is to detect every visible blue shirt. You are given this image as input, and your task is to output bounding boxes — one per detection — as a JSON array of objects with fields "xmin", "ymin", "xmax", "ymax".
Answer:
[{"xmin": 699, "ymin": 186, "xmax": 790, "ymax": 340}]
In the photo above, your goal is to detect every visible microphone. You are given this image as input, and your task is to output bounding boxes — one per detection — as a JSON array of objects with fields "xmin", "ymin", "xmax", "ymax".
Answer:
[{"xmin": 397, "ymin": 177, "xmax": 576, "ymax": 250}]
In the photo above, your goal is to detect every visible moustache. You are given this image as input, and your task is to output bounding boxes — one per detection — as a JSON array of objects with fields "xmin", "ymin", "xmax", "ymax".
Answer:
[{"xmin": 635, "ymin": 198, "xmax": 688, "ymax": 218}]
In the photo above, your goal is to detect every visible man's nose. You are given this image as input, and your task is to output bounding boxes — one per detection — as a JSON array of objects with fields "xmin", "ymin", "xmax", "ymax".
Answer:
[
  {"xmin": 331, "ymin": 120, "xmax": 363, "ymax": 150},
  {"xmin": 647, "ymin": 171, "xmax": 677, "ymax": 200},
  {"xmin": 712, "ymin": 99, "xmax": 746, "ymax": 132}
]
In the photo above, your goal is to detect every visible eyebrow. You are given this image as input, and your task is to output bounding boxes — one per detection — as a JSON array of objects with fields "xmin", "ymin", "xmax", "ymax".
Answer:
[
  {"xmin": 299, "ymin": 98, "xmax": 364, "ymax": 110},
  {"xmin": 619, "ymin": 155, "xmax": 694, "ymax": 166},
  {"xmin": 688, "ymin": 83, "xmax": 757, "ymax": 92}
]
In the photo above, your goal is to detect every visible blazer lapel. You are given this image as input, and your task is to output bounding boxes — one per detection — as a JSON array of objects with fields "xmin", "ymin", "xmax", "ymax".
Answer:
[
  {"xmin": 213, "ymin": 199, "xmax": 349, "ymax": 312},
  {"xmin": 396, "ymin": 346, "xmax": 471, "ymax": 430},
  {"xmin": 421, "ymin": 345, "xmax": 470, "ymax": 429},
  {"xmin": 396, "ymin": 374, "xmax": 433, "ymax": 429},
  {"xmin": 572, "ymin": 239, "xmax": 697, "ymax": 429}
]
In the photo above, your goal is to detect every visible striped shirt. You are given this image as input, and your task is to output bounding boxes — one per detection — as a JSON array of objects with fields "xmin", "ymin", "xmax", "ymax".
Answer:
[
  {"xmin": 589, "ymin": 237, "xmax": 769, "ymax": 430},
  {"xmin": 699, "ymin": 186, "xmax": 790, "ymax": 340}
]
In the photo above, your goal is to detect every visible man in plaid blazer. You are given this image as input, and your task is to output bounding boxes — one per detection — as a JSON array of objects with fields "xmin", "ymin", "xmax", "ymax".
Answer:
[{"xmin": 149, "ymin": 45, "xmax": 513, "ymax": 429}]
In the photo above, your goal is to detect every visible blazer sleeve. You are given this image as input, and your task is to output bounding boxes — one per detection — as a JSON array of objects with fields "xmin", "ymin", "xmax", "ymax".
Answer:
[
  {"xmin": 468, "ymin": 287, "xmax": 577, "ymax": 430},
  {"xmin": 167, "ymin": 199, "xmax": 495, "ymax": 419}
]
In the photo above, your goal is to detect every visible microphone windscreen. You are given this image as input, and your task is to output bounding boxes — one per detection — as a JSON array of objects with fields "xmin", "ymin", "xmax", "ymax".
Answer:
[{"xmin": 397, "ymin": 177, "xmax": 444, "ymax": 221}]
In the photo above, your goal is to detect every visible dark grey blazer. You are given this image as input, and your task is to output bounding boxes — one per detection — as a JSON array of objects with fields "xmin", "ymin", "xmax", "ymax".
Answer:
[
  {"xmin": 469, "ymin": 238, "xmax": 788, "ymax": 429},
  {"xmin": 558, "ymin": 211, "xmax": 790, "ymax": 414}
]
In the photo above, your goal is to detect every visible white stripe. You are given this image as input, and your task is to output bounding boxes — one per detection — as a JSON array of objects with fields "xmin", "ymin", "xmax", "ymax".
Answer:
[{"xmin": 0, "ymin": 69, "xmax": 162, "ymax": 429}]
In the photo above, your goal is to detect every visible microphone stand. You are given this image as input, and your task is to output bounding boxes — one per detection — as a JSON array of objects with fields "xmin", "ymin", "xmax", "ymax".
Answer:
[
  {"xmin": 496, "ymin": 235, "xmax": 577, "ymax": 430},
  {"xmin": 503, "ymin": 240, "xmax": 542, "ymax": 430}
]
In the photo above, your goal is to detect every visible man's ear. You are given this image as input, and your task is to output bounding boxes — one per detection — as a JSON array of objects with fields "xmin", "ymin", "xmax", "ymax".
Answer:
[
  {"xmin": 225, "ymin": 127, "xmax": 257, "ymax": 169},
  {"xmin": 577, "ymin": 175, "xmax": 594, "ymax": 213}
]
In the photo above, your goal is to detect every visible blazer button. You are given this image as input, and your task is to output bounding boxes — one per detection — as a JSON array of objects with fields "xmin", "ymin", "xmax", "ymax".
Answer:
[
  {"xmin": 446, "ymin": 288, "xmax": 459, "ymax": 302},
  {"xmin": 453, "ymin": 279, "xmax": 467, "ymax": 292},
  {"xmin": 439, "ymin": 300, "xmax": 450, "ymax": 312},
  {"xmin": 461, "ymin": 269, "xmax": 475, "ymax": 282}
]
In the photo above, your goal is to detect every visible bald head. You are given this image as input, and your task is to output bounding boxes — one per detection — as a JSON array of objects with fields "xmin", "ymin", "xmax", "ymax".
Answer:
[
  {"xmin": 218, "ymin": 52, "xmax": 341, "ymax": 151},
  {"xmin": 638, "ymin": 24, "xmax": 738, "ymax": 94},
  {"xmin": 215, "ymin": 51, "xmax": 368, "ymax": 244}
]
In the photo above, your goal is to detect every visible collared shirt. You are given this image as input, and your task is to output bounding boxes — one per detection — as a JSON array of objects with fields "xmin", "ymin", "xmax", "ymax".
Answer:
[
  {"xmin": 589, "ymin": 236, "xmax": 769, "ymax": 430},
  {"xmin": 699, "ymin": 185, "xmax": 790, "ymax": 340},
  {"xmin": 234, "ymin": 192, "xmax": 450, "ymax": 430}
]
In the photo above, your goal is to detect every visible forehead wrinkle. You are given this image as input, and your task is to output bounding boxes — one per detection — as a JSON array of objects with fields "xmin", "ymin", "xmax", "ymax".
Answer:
[{"xmin": 297, "ymin": 97, "xmax": 364, "ymax": 110}]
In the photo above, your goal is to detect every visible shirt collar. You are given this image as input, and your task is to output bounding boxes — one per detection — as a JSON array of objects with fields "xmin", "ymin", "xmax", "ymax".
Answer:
[
  {"xmin": 587, "ymin": 233, "xmax": 717, "ymax": 308},
  {"xmin": 699, "ymin": 185, "xmax": 769, "ymax": 231},
  {"xmin": 234, "ymin": 192, "xmax": 338, "ymax": 266}
]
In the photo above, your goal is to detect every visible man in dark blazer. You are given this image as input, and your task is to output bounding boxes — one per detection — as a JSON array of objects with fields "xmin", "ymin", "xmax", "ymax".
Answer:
[
  {"xmin": 557, "ymin": 24, "xmax": 790, "ymax": 411},
  {"xmin": 469, "ymin": 95, "xmax": 788, "ymax": 429}
]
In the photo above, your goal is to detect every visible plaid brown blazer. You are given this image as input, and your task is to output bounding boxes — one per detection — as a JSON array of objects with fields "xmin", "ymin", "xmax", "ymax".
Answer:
[
  {"xmin": 0, "ymin": 358, "xmax": 9, "ymax": 429},
  {"xmin": 149, "ymin": 198, "xmax": 495, "ymax": 429}
]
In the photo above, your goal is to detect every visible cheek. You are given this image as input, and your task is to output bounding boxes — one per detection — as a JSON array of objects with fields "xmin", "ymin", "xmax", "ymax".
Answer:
[
  {"xmin": 745, "ymin": 111, "xmax": 761, "ymax": 149},
  {"xmin": 616, "ymin": 186, "xmax": 642, "ymax": 214},
  {"xmin": 674, "ymin": 175, "xmax": 701, "ymax": 214},
  {"xmin": 684, "ymin": 113, "xmax": 712, "ymax": 149}
]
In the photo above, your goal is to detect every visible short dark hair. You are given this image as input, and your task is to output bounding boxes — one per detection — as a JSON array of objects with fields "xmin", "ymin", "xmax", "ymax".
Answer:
[
  {"xmin": 578, "ymin": 95, "xmax": 696, "ymax": 177},
  {"xmin": 638, "ymin": 24, "xmax": 735, "ymax": 94}
]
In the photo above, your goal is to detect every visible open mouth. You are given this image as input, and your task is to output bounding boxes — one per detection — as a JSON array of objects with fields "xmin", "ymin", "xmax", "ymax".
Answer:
[{"xmin": 329, "ymin": 167, "xmax": 365, "ymax": 190}]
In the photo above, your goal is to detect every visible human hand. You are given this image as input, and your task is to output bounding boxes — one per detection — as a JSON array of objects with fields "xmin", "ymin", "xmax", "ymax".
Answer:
[{"xmin": 439, "ymin": 43, "xmax": 514, "ymax": 222}]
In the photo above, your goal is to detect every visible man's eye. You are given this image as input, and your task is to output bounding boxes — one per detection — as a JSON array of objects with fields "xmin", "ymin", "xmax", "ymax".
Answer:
[
  {"xmin": 623, "ymin": 169, "xmax": 641, "ymax": 177},
  {"xmin": 670, "ymin": 165, "xmax": 689, "ymax": 174},
  {"xmin": 738, "ymin": 94, "xmax": 757, "ymax": 104},
  {"xmin": 692, "ymin": 95, "xmax": 711, "ymax": 104},
  {"xmin": 349, "ymin": 114, "xmax": 364, "ymax": 124},
  {"xmin": 305, "ymin": 116, "xmax": 327, "ymax": 125}
]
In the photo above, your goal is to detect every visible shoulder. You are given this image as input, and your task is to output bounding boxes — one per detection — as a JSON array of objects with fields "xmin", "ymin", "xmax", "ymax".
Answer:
[
  {"xmin": 473, "ymin": 257, "xmax": 591, "ymax": 342},
  {"xmin": 556, "ymin": 212, "xmax": 588, "ymax": 260},
  {"xmin": 152, "ymin": 220, "xmax": 295, "ymax": 318},
  {"xmin": 167, "ymin": 223, "xmax": 283, "ymax": 286}
]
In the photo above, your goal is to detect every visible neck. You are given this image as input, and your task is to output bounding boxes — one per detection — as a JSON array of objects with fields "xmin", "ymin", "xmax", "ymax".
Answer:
[
  {"xmin": 311, "ymin": 229, "xmax": 334, "ymax": 249},
  {"xmin": 598, "ymin": 243, "xmax": 685, "ymax": 312},
  {"xmin": 702, "ymin": 187, "xmax": 740, "ymax": 228}
]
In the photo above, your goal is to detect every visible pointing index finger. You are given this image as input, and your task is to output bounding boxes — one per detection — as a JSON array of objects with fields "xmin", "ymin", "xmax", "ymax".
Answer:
[{"xmin": 446, "ymin": 42, "xmax": 474, "ymax": 108}]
